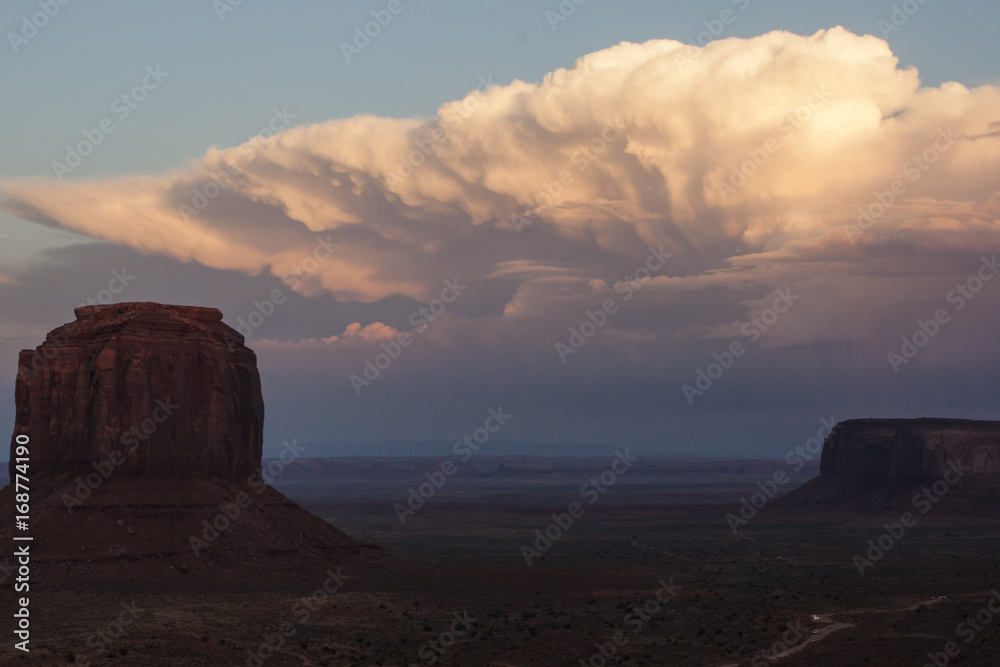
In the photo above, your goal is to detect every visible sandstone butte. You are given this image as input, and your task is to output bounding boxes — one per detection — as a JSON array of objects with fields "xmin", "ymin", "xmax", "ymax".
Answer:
[
  {"xmin": 782, "ymin": 417, "xmax": 1000, "ymax": 509},
  {"xmin": 821, "ymin": 418, "xmax": 1000, "ymax": 480},
  {"xmin": 2, "ymin": 302, "xmax": 374, "ymax": 587},
  {"xmin": 11, "ymin": 302, "xmax": 264, "ymax": 481}
]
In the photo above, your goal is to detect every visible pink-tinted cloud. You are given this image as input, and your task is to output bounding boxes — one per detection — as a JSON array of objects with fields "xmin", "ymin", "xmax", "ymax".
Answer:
[{"xmin": 2, "ymin": 27, "xmax": 998, "ymax": 358}]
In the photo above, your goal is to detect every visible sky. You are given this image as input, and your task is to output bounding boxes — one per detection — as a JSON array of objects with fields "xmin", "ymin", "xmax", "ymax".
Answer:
[{"xmin": 1, "ymin": 1, "xmax": 999, "ymax": 458}]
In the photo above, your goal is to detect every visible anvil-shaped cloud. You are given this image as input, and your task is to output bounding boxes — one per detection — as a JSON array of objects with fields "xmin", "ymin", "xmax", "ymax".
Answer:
[{"xmin": 3, "ymin": 27, "xmax": 999, "ymax": 367}]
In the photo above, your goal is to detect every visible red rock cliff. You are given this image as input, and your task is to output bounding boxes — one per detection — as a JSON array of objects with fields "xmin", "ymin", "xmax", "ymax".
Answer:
[
  {"xmin": 820, "ymin": 418, "xmax": 1000, "ymax": 480},
  {"xmin": 10, "ymin": 302, "xmax": 264, "ymax": 480}
]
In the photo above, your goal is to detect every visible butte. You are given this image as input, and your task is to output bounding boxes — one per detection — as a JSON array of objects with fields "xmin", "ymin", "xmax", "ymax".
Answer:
[
  {"xmin": 779, "ymin": 417, "xmax": 1000, "ymax": 513},
  {"xmin": 1, "ymin": 302, "xmax": 377, "ymax": 589}
]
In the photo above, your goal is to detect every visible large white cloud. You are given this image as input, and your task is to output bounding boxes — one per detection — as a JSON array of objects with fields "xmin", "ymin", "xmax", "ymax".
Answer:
[{"xmin": 2, "ymin": 26, "xmax": 999, "ymax": 352}]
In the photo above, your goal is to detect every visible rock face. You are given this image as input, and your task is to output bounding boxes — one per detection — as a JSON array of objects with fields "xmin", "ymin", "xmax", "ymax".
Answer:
[
  {"xmin": 3, "ymin": 302, "xmax": 373, "ymax": 588},
  {"xmin": 10, "ymin": 302, "xmax": 264, "ymax": 480},
  {"xmin": 821, "ymin": 418, "xmax": 1000, "ymax": 480},
  {"xmin": 780, "ymin": 418, "xmax": 1000, "ymax": 510}
]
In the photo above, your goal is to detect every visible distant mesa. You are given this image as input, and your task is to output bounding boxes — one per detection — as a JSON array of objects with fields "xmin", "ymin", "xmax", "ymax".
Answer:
[
  {"xmin": 821, "ymin": 418, "xmax": 1000, "ymax": 480},
  {"xmin": 782, "ymin": 418, "xmax": 1000, "ymax": 510},
  {"xmin": 2, "ymin": 302, "xmax": 373, "ymax": 587}
]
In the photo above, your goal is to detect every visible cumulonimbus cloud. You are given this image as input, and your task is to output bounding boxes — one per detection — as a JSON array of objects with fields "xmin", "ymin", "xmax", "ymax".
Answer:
[{"xmin": 2, "ymin": 26, "xmax": 999, "ymax": 331}]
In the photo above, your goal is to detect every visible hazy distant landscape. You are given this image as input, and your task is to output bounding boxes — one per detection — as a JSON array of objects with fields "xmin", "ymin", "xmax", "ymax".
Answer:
[{"xmin": 7, "ymin": 450, "xmax": 1000, "ymax": 665}]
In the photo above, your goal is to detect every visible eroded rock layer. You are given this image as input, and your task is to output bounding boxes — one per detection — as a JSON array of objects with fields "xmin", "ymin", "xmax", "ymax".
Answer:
[
  {"xmin": 10, "ymin": 302, "xmax": 264, "ymax": 480},
  {"xmin": 779, "ymin": 418, "xmax": 1000, "ymax": 510},
  {"xmin": 820, "ymin": 418, "xmax": 1000, "ymax": 480}
]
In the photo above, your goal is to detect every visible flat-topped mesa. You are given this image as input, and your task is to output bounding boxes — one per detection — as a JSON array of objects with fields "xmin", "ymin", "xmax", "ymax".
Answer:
[
  {"xmin": 821, "ymin": 418, "xmax": 1000, "ymax": 481},
  {"xmin": 10, "ymin": 302, "xmax": 264, "ymax": 480}
]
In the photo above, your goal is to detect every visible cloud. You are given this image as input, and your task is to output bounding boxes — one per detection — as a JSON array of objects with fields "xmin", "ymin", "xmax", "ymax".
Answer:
[
  {"xmin": 267, "ymin": 321, "xmax": 401, "ymax": 347},
  {"xmin": 2, "ymin": 26, "xmax": 999, "ymax": 356}
]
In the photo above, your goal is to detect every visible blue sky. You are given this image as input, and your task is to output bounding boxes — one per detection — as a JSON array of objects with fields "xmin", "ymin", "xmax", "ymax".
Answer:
[
  {"xmin": 4, "ymin": 1, "xmax": 997, "ymax": 177},
  {"xmin": 2, "ymin": 1, "xmax": 1000, "ymax": 457}
]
